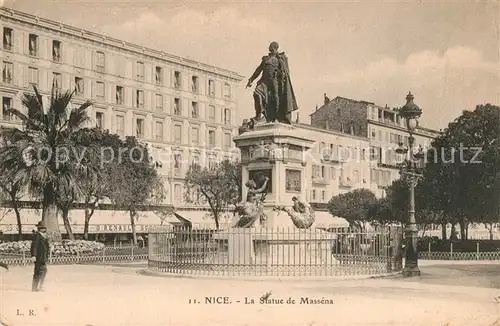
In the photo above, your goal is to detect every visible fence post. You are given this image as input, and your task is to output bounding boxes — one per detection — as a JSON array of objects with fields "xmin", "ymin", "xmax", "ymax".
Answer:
[
  {"xmin": 450, "ymin": 242, "xmax": 453, "ymax": 260},
  {"xmin": 77, "ymin": 249, "xmax": 80, "ymax": 263},
  {"xmin": 102, "ymin": 246, "xmax": 106, "ymax": 263},
  {"xmin": 22, "ymin": 250, "xmax": 26, "ymax": 266},
  {"xmin": 131, "ymin": 243, "xmax": 134, "ymax": 262},
  {"xmin": 476, "ymin": 242, "xmax": 480, "ymax": 260},
  {"xmin": 428, "ymin": 242, "xmax": 431, "ymax": 255}
]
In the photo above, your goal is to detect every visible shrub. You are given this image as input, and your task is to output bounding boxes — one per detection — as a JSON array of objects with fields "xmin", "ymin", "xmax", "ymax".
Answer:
[{"xmin": 0, "ymin": 240, "xmax": 105, "ymax": 256}]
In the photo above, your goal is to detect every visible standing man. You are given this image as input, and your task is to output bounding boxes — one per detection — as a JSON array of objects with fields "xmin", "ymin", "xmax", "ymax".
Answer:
[
  {"xmin": 30, "ymin": 221, "xmax": 49, "ymax": 292},
  {"xmin": 246, "ymin": 41, "xmax": 298, "ymax": 124}
]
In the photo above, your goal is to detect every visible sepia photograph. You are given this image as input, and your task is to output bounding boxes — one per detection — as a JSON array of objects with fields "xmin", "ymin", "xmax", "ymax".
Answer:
[{"xmin": 0, "ymin": 0, "xmax": 499, "ymax": 325}]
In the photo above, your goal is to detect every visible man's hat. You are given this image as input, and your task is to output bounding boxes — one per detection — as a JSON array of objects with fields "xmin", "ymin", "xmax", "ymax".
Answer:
[{"xmin": 35, "ymin": 221, "xmax": 46, "ymax": 229}]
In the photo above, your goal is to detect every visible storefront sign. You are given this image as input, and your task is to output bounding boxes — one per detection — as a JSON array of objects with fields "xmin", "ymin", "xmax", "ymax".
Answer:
[{"xmin": 0, "ymin": 224, "xmax": 159, "ymax": 234}]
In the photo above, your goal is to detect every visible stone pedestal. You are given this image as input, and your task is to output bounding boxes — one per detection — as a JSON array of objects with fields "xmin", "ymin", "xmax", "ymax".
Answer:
[
  {"xmin": 212, "ymin": 123, "xmax": 336, "ymax": 268},
  {"xmin": 227, "ymin": 229, "xmax": 254, "ymax": 264},
  {"xmin": 234, "ymin": 122, "xmax": 315, "ymax": 224}
]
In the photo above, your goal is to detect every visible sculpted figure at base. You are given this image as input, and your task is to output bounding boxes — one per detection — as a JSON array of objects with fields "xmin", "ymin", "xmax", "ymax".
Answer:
[
  {"xmin": 246, "ymin": 41, "xmax": 298, "ymax": 125},
  {"xmin": 274, "ymin": 197, "xmax": 315, "ymax": 229},
  {"xmin": 234, "ymin": 176, "xmax": 269, "ymax": 228}
]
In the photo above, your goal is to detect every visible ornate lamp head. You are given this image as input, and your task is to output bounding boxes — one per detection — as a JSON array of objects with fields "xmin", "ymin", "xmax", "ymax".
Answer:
[{"xmin": 399, "ymin": 92, "xmax": 422, "ymax": 131}]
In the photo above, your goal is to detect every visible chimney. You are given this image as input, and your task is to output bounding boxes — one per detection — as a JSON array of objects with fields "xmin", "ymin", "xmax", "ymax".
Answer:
[
  {"xmin": 325, "ymin": 120, "xmax": 329, "ymax": 130},
  {"xmin": 315, "ymin": 104, "xmax": 318, "ymax": 111},
  {"xmin": 295, "ymin": 112, "xmax": 300, "ymax": 123},
  {"xmin": 324, "ymin": 93, "xmax": 330, "ymax": 105}
]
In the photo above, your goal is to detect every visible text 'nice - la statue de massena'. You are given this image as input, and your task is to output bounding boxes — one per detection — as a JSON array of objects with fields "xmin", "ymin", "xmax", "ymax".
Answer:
[{"xmin": 235, "ymin": 41, "xmax": 315, "ymax": 229}]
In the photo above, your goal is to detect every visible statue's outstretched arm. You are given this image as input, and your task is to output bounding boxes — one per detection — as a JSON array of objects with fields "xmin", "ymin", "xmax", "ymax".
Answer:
[
  {"xmin": 254, "ymin": 177, "xmax": 269, "ymax": 193},
  {"xmin": 248, "ymin": 61, "xmax": 263, "ymax": 84}
]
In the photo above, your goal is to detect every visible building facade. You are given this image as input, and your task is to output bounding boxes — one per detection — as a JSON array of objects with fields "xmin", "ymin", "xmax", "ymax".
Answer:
[
  {"xmin": 295, "ymin": 123, "xmax": 373, "ymax": 203},
  {"xmin": 310, "ymin": 94, "xmax": 440, "ymax": 197},
  {"xmin": 0, "ymin": 7, "xmax": 244, "ymax": 209},
  {"xmin": 0, "ymin": 8, "xmax": 245, "ymax": 236}
]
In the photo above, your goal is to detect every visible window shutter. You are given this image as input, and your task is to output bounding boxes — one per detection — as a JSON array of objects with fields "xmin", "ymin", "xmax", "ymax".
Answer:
[
  {"xmin": 45, "ymin": 38, "xmax": 50, "ymax": 60},
  {"xmin": 10, "ymin": 30, "xmax": 17, "ymax": 53},
  {"xmin": 73, "ymin": 46, "xmax": 78, "ymax": 66},
  {"xmin": 91, "ymin": 50, "xmax": 95, "ymax": 70},
  {"xmin": 17, "ymin": 64, "xmax": 25, "ymax": 88},
  {"xmin": 103, "ymin": 52, "xmax": 107, "ymax": 73},
  {"xmin": 108, "ymin": 53, "xmax": 115, "ymax": 75},
  {"xmin": 22, "ymin": 32, "xmax": 28, "ymax": 55}
]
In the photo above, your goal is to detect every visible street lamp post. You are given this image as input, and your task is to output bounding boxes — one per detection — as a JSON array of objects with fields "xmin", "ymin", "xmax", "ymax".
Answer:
[{"xmin": 396, "ymin": 92, "xmax": 423, "ymax": 277}]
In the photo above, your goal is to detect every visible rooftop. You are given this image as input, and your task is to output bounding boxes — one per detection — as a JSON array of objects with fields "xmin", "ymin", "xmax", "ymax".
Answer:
[
  {"xmin": 293, "ymin": 122, "xmax": 370, "ymax": 142},
  {"xmin": 310, "ymin": 96, "xmax": 374, "ymax": 116},
  {"xmin": 0, "ymin": 7, "xmax": 245, "ymax": 81}
]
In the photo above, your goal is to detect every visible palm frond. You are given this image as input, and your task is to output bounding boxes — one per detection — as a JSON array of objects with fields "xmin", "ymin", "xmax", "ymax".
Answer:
[
  {"xmin": 21, "ymin": 90, "xmax": 45, "ymax": 129},
  {"xmin": 67, "ymin": 100, "xmax": 93, "ymax": 131},
  {"xmin": 51, "ymin": 89, "xmax": 74, "ymax": 129}
]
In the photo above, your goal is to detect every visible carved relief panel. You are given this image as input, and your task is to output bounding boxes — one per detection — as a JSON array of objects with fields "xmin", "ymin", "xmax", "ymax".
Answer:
[{"xmin": 285, "ymin": 169, "xmax": 301, "ymax": 193}]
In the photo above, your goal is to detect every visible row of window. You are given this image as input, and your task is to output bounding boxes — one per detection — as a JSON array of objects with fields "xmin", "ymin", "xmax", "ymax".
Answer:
[
  {"xmin": 1, "ymin": 63, "xmax": 233, "ymax": 124},
  {"xmin": 311, "ymin": 189, "xmax": 327, "ymax": 202},
  {"xmin": 317, "ymin": 142, "xmax": 367, "ymax": 161},
  {"xmin": 369, "ymin": 146, "xmax": 406, "ymax": 166},
  {"xmin": 2, "ymin": 27, "xmax": 232, "ymax": 98},
  {"xmin": 311, "ymin": 164, "xmax": 363, "ymax": 184},
  {"xmin": 1, "ymin": 94, "xmax": 233, "ymax": 148},
  {"xmin": 370, "ymin": 168, "xmax": 393, "ymax": 187},
  {"xmin": 370, "ymin": 127, "xmax": 409, "ymax": 145},
  {"xmin": 368, "ymin": 106, "xmax": 402, "ymax": 126},
  {"xmin": 93, "ymin": 110, "xmax": 233, "ymax": 147}
]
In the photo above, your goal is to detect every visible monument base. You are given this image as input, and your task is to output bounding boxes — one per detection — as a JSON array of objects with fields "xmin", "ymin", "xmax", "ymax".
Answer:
[
  {"xmin": 402, "ymin": 266, "xmax": 421, "ymax": 277},
  {"xmin": 208, "ymin": 227, "xmax": 337, "ymax": 266}
]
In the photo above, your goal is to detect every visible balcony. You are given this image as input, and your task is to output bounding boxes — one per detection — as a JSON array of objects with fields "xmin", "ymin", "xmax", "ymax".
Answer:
[
  {"xmin": 320, "ymin": 152, "xmax": 341, "ymax": 163},
  {"xmin": 312, "ymin": 177, "xmax": 329, "ymax": 185},
  {"xmin": 377, "ymin": 162, "xmax": 401, "ymax": 169},
  {"xmin": 339, "ymin": 177, "xmax": 354, "ymax": 188}
]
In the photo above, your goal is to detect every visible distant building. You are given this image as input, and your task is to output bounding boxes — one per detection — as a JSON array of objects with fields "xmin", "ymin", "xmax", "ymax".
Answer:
[
  {"xmin": 310, "ymin": 94, "xmax": 440, "ymax": 197},
  {"xmin": 293, "ymin": 123, "xmax": 373, "ymax": 202},
  {"xmin": 0, "ymin": 7, "xmax": 243, "ymax": 236}
]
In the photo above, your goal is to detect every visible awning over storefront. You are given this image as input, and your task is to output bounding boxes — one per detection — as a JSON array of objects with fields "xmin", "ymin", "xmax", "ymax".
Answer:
[
  {"xmin": 174, "ymin": 210, "xmax": 234, "ymax": 230},
  {"xmin": 313, "ymin": 211, "xmax": 349, "ymax": 228}
]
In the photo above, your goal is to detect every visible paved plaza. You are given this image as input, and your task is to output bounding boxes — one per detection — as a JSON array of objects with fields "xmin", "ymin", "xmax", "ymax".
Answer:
[{"xmin": 1, "ymin": 261, "xmax": 500, "ymax": 326}]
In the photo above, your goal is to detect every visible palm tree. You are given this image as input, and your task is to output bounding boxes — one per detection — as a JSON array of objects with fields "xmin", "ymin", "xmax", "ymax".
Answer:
[{"xmin": 0, "ymin": 85, "xmax": 97, "ymax": 241}]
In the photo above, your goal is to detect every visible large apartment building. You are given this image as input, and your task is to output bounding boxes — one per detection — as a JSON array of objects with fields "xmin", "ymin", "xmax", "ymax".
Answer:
[
  {"xmin": 310, "ymin": 94, "xmax": 440, "ymax": 197},
  {"xmin": 0, "ymin": 8, "xmax": 245, "ymax": 236},
  {"xmin": 0, "ymin": 7, "xmax": 244, "ymax": 208}
]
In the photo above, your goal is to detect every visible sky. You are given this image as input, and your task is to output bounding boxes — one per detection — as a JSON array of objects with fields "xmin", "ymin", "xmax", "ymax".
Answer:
[{"xmin": 2, "ymin": 0, "xmax": 499, "ymax": 130}]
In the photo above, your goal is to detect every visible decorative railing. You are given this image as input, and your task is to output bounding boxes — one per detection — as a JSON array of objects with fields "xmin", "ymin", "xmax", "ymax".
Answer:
[
  {"xmin": 418, "ymin": 238, "xmax": 500, "ymax": 260},
  {"xmin": 419, "ymin": 251, "xmax": 500, "ymax": 260},
  {"xmin": 147, "ymin": 226, "xmax": 404, "ymax": 277}
]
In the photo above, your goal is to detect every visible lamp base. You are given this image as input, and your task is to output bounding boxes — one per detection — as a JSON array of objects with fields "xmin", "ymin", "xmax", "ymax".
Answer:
[{"xmin": 402, "ymin": 266, "xmax": 421, "ymax": 277}]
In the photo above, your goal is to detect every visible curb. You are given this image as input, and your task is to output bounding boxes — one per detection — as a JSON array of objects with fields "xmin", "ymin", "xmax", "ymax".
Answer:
[{"xmin": 138, "ymin": 269, "xmax": 402, "ymax": 282}]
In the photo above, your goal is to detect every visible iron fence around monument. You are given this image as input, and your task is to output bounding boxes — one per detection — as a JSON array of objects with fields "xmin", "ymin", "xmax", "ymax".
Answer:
[{"xmin": 147, "ymin": 225, "xmax": 403, "ymax": 277}]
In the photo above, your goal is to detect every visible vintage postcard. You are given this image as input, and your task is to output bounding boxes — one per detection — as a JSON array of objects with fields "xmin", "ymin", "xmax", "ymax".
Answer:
[{"xmin": 0, "ymin": 0, "xmax": 499, "ymax": 325}]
